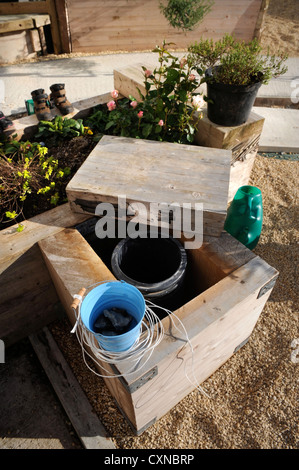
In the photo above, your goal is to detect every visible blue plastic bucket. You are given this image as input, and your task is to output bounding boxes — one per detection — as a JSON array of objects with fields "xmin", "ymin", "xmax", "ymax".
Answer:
[{"xmin": 80, "ymin": 281, "xmax": 145, "ymax": 352}]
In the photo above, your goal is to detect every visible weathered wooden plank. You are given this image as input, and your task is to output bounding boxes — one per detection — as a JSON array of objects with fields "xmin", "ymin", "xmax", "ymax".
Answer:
[
  {"xmin": 46, "ymin": 0, "xmax": 62, "ymax": 54},
  {"xmin": 29, "ymin": 327, "xmax": 116, "ymax": 449},
  {"xmin": 0, "ymin": 204, "xmax": 90, "ymax": 261},
  {"xmin": 114, "ymin": 63, "xmax": 155, "ymax": 102},
  {"xmin": 0, "ymin": 15, "xmax": 35, "ymax": 33},
  {"xmin": 53, "ymin": 0, "xmax": 71, "ymax": 53},
  {"xmin": 253, "ymin": 0, "xmax": 270, "ymax": 39},
  {"xmin": 0, "ymin": 13, "xmax": 51, "ymax": 33},
  {"xmin": 66, "ymin": 135, "xmax": 231, "ymax": 238}
]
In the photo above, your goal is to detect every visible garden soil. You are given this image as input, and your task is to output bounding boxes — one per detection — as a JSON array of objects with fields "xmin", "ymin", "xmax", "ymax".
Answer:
[{"xmin": 0, "ymin": 0, "xmax": 298, "ymax": 450}]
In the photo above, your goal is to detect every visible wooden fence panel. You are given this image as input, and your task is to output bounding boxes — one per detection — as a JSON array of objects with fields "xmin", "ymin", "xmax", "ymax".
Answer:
[{"xmin": 66, "ymin": 0, "xmax": 267, "ymax": 53}]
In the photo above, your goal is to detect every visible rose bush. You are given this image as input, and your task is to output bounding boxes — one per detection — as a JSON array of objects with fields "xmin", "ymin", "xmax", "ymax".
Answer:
[{"xmin": 85, "ymin": 42, "xmax": 205, "ymax": 145}]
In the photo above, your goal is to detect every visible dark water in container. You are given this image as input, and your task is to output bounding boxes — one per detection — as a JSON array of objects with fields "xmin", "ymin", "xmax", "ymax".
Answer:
[{"xmin": 75, "ymin": 219, "xmax": 205, "ymax": 320}]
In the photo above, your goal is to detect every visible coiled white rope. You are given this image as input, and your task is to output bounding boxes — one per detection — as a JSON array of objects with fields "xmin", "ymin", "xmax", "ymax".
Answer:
[{"xmin": 71, "ymin": 280, "xmax": 209, "ymax": 397}]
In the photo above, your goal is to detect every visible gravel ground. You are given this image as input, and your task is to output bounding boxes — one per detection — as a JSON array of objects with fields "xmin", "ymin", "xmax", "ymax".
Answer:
[{"xmin": 50, "ymin": 153, "xmax": 299, "ymax": 449}]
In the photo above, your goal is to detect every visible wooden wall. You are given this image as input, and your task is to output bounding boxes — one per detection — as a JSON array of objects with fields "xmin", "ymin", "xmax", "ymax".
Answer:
[{"xmin": 66, "ymin": 0, "xmax": 268, "ymax": 53}]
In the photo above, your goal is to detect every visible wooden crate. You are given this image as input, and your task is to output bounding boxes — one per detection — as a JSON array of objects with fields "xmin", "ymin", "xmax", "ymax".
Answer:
[
  {"xmin": 66, "ymin": 135, "xmax": 232, "ymax": 238},
  {"xmin": 0, "ymin": 202, "xmax": 278, "ymax": 434},
  {"xmin": 37, "ymin": 220, "xmax": 278, "ymax": 434}
]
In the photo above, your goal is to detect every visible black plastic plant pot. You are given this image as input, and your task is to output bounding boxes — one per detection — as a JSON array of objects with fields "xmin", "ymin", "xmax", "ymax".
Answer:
[
  {"xmin": 110, "ymin": 234, "xmax": 188, "ymax": 313},
  {"xmin": 205, "ymin": 67, "xmax": 263, "ymax": 127}
]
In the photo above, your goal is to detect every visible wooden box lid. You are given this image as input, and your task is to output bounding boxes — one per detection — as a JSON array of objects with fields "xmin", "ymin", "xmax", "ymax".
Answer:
[{"xmin": 66, "ymin": 135, "xmax": 231, "ymax": 237}]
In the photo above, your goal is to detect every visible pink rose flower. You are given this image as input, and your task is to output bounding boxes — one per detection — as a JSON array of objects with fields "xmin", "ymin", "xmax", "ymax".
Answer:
[
  {"xmin": 137, "ymin": 111, "xmax": 143, "ymax": 118},
  {"xmin": 145, "ymin": 69, "xmax": 152, "ymax": 78},
  {"xmin": 130, "ymin": 100, "xmax": 138, "ymax": 108},
  {"xmin": 111, "ymin": 89, "xmax": 119, "ymax": 99},
  {"xmin": 107, "ymin": 100, "xmax": 116, "ymax": 111},
  {"xmin": 158, "ymin": 119, "xmax": 164, "ymax": 126},
  {"xmin": 188, "ymin": 74, "xmax": 196, "ymax": 81}
]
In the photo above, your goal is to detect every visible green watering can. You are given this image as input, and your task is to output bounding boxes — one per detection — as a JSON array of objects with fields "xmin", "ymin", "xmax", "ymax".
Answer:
[{"xmin": 224, "ymin": 185, "xmax": 263, "ymax": 250}]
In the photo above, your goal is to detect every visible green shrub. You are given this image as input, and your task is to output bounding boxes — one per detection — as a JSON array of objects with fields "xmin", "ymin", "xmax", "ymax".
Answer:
[
  {"xmin": 159, "ymin": 0, "xmax": 214, "ymax": 31},
  {"xmin": 188, "ymin": 34, "xmax": 288, "ymax": 86},
  {"xmin": 0, "ymin": 139, "xmax": 70, "ymax": 225},
  {"xmin": 35, "ymin": 115, "xmax": 92, "ymax": 147}
]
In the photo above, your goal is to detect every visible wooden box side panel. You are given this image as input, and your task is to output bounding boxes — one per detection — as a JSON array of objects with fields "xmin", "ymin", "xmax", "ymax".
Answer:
[
  {"xmin": 38, "ymin": 228, "xmax": 138, "ymax": 429},
  {"xmin": 0, "ymin": 244, "xmax": 60, "ymax": 346},
  {"xmin": 130, "ymin": 257, "xmax": 278, "ymax": 431},
  {"xmin": 0, "ymin": 204, "xmax": 91, "ymax": 346}
]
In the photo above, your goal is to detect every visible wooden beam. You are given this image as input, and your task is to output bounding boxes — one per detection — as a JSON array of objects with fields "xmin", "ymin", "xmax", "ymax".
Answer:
[
  {"xmin": 0, "ymin": 2, "xmax": 49, "ymax": 16},
  {"xmin": 253, "ymin": 0, "xmax": 270, "ymax": 40},
  {"xmin": 54, "ymin": 0, "xmax": 71, "ymax": 53},
  {"xmin": 30, "ymin": 327, "xmax": 116, "ymax": 449},
  {"xmin": 0, "ymin": 16, "xmax": 35, "ymax": 33},
  {"xmin": 46, "ymin": 0, "xmax": 62, "ymax": 54}
]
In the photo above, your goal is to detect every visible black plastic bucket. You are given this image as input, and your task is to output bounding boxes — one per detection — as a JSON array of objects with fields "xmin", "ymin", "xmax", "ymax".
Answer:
[
  {"xmin": 205, "ymin": 67, "xmax": 262, "ymax": 127},
  {"xmin": 111, "ymin": 235, "xmax": 187, "ymax": 311}
]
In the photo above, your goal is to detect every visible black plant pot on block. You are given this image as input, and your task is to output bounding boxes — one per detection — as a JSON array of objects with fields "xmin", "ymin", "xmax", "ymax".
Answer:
[{"xmin": 205, "ymin": 67, "xmax": 263, "ymax": 127}]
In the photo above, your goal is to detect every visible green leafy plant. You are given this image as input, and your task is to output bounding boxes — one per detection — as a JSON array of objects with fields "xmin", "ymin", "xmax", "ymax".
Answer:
[
  {"xmin": 188, "ymin": 34, "xmax": 288, "ymax": 86},
  {"xmin": 35, "ymin": 115, "xmax": 93, "ymax": 146},
  {"xmin": 5, "ymin": 211, "xmax": 24, "ymax": 232},
  {"xmin": 86, "ymin": 42, "xmax": 205, "ymax": 145},
  {"xmin": 0, "ymin": 139, "xmax": 70, "ymax": 224},
  {"xmin": 159, "ymin": 0, "xmax": 214, "ymax": 31}
]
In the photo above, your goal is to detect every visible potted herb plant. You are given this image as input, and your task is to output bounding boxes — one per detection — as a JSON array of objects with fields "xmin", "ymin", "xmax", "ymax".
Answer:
[{"xmin": 187, "ymin": 34, "xmax": 288, "ymax": 126}]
